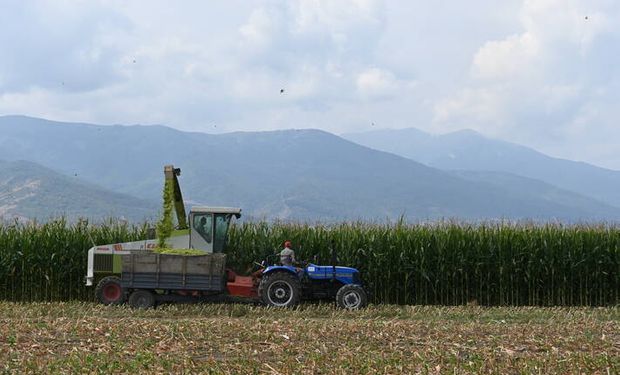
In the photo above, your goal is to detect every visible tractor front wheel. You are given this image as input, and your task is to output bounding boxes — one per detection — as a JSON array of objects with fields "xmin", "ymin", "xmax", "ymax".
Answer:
[
  {"xmin": 128, "ymin": 290, "xmax": 156, "ymax": 309},
  {"xmin": 336, "ymin": 284, "xmax": 367, "ymax": 310},
  {"xmin": 95, "ymin": 276, "xmax": 126, "ymax": 305},
  {"xmin": 259, "ymin": 272, "xmax": 301, "ymax": 308}
]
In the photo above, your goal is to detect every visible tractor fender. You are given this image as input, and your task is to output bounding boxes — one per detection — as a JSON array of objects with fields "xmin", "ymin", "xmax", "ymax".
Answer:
[{"xmin": 262, "ymin": 265, "xmax": 300, "ymax": 279}]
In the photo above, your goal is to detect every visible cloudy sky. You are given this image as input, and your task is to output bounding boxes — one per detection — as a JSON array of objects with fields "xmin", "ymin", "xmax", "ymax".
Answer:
[{"xmin": 1, "ymin": 0, "xmax": 619, "ymax": 168}]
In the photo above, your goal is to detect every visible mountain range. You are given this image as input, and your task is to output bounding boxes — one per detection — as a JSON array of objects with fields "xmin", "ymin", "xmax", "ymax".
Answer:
[
  {"xmin": 0, "ymin": 115, "xmax": 619, "ymax": 222},
  {"xmin": 0, "ymin": 159, "xmax": 156, "ymax": 222},
  {"xmin": 344, "ymin": 128, "xmax": 620, "ymax": 208}
]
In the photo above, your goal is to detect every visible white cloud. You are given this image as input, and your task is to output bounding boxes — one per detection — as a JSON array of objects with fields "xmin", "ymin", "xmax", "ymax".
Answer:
[
  {"xmin": 472, "ymin": 32, "xmax": 540, "ymax": 80},
  {"xmin": 239, "ymin": 6, "xmax": 285, "ymax": 50},
  {"xmin": 433, "ymin": 0, "xmax": 620, "ymax": 165},
  {"xmin": 434, "ymin": 88, "xmax": 504, "ymax": 126},
  {"xmin": 521, "ymin": 0, "xmax": 613, "ymax": 46},
  {"xmin": 356, "ymin": 67, "xmax": 410, "ymax": 99},
  {"xmin": 293, "ymin": 0, "xmax": 382, "ymax": 34}
]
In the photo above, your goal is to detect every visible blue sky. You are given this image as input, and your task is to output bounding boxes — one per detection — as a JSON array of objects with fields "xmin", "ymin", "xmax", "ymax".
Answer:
[{"xmin": 0, "ymin": 0, "xmax": 619, "ymax": 168}]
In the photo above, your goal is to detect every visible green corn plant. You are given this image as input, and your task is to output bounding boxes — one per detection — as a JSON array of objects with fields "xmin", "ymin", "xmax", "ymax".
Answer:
[
  {"xmin": 0, "ymin": 218, "xmax": 146, "ymax": 302},
  {"xmin": 0, "ymin": 219, "xmax": 618, "ymax": 306}
]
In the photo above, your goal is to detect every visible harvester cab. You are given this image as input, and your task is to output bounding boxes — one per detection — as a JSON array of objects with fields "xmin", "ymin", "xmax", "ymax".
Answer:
[
  {"xmin": 163, "ymin": 164, "xmax": 241, "ymax": 252},
  {"xmin": 189, "ymin": 207, "xmax": 241, "ymax": 253}
]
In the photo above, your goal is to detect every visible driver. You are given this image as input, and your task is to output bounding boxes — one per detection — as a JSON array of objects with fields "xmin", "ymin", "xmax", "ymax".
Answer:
[
  {"xmin": 198, "ymin": 216, "xmax": 209, "ymax": 237},
  {"xmin": 280, "ymin": 240, "xmax": 296, "ymax": 266}
]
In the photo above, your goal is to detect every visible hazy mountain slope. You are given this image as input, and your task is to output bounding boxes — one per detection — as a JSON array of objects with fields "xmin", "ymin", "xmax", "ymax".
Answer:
[
  {"xmin": 450, "ymin": 170, "xmax": 620, "ymax": 220},
  {"xmin": 344, "ymin": 128, "xmax": 620, "ymax": 208},
  {"xmin": 0, "ymin": 159, "xmax": 157, "ymax": 222},
  {"xmin": 1, "ymin": 115, "xmax": 619, "ymax": 221}
]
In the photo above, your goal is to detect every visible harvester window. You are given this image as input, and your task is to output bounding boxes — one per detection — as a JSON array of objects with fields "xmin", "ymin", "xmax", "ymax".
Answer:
[
  {"xmin": 215, "ymin": 214, "xmax": 230, "ymax": 241},
  {"xmin": 193, "ymin": 214, "xmax": 212, "ymax": 243}
]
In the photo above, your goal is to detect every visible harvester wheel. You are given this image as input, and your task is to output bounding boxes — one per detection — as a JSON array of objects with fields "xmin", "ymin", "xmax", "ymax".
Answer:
[
  {"xmin": 95, "ymin": 276, "xmax": 126, "ymax": 305},
  {"xmin": 336, "ymin": 284, "xmax": 367, "ymax": 310},
  {"xmin": 259, "ymin": 272, "xmax": 301, "ymax": 308},
  {"xmin": 128, "ymin": 290, "xmax": 156, "ymax": 309}
]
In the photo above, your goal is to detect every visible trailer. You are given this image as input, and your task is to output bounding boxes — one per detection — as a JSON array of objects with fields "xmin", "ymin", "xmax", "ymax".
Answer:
[{"xmin": 120, "ymin": 252, "xmax": 226, "ymax": 308}]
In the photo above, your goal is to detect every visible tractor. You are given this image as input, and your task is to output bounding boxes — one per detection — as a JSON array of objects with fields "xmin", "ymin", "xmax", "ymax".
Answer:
[
  {"xmin": 257, "ymin": 259, "xmax": 367, "ymax": 309},
  {"xmin": 85, "ymin": 165, "xmax": 367, "ymax": 309}
]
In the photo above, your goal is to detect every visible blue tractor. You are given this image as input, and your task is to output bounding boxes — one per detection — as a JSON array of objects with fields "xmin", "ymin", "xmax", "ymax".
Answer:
[{"xmin": 257, "ymin": 256, "xmax": 368, "ymax": 309}]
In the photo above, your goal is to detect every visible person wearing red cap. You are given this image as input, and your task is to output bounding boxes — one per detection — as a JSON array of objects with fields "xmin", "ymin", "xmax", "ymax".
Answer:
[{"xmin": 280, "ymin": 240, "xmax": 296, "ymax": 266}]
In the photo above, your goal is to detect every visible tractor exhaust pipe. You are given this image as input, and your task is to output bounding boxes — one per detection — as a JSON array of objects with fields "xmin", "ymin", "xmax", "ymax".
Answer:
[{"xmin": 330, "ymin": 241, "xmax": 337, "ymax": 282}]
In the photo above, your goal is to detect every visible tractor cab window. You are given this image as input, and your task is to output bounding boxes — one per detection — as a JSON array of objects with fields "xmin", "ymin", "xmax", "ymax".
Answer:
[
  {"xmin": 213, "ymin": 214, "xmax": 232, "ymax": 252},
  {"xmin": 192, "ymin": 213, "xmax": 212, "ymax": 244}
]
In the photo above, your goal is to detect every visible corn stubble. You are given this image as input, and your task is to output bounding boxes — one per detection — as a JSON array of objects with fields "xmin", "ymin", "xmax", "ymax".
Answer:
[
  {"xmin": 0, "ymin": 303, "xmax": 618, "ymax": 374},
  {"xmin": 0, "ymin": 219, "xmax": 618, "ymax": 306}
]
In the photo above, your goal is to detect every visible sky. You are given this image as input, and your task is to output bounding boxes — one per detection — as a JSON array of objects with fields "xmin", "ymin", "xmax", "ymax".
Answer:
[{"xmin": 0, "ymin": 0, "xmax": 619, "ymax": 169}]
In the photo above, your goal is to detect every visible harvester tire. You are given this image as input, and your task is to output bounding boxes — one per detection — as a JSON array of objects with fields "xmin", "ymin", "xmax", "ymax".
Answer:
[
  {"xmin": 336, "ymin": 284, "xmax": 367, "ymax": 310},
  {"xmin": 128, "ymin": 290, "xmax": 156, "ymax": 309},
  {"xmin": 95, "ymin": 276, "xmax": 126, "ymax": 305},
  {"xmin": 259, "ymin": 272, "xmax": 301, "ymax": 308}
]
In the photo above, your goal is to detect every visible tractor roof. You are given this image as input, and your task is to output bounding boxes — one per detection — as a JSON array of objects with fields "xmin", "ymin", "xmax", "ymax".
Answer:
[{"xmin": 190, "ymin": 206, "xmax": 242, "ymax": 216}]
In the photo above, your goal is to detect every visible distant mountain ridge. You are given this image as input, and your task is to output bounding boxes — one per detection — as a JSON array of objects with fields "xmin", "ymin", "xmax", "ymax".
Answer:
[
  {"xmin": 0, "ymin": 115, "xmax": 619, "ymax": 222},
  {"xmin": 343, "ymin": 127, "xmax": 620, "ymax": 208},
  {"xmin": 0, "ymin": 159, "xmax": 157, "ymax": 222}
]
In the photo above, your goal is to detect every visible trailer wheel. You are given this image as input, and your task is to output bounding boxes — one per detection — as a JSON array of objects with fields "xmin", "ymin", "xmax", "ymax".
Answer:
[
  {"xmin": 336, "ymin": 284, "xmax": 367, "ymax": 310},
  {"xmin": 259, "ymin": 272, "xmax": 301, "ymax": 308},
  {"xmin": 129, "ymin": 290, "xmax": 156, "ymax": 309},
  {"xmin": 95, "ymin": 276, "xmax": 126, "ymax": 305}
]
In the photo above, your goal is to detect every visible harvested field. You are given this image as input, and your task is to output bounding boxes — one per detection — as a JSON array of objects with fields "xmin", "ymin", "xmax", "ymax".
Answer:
[{"xmin": 0, "ymin": 303, "xmax": 618, "ymax": 374}]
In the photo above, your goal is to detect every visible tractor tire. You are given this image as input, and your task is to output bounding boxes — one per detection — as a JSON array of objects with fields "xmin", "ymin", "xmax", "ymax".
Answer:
[
  {"xmin": 95, "ymin": 276, "xmax": 126, "ymax": 305},
  {"xmin": 336, "ymin": 284, "xmax": 367, "ymax": 310},
  {"xmin": 128, "ymin": 290, "xmax": 156, "ymax": 309},
  {"xmin": 259, "ymin": 272, "xmax": 301, "ymax": 308}
]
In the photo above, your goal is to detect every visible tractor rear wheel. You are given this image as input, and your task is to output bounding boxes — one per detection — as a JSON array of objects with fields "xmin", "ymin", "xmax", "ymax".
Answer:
[
  {"xmin": 259, "ymin": 272, "xmax": 301, "ymax": 308},
  {"xmin": 336, "ymin": 284, "xmax": 367, "ymax": 310},
  {"xmin": 95, "ymin": 276, "xmax": 126, "ymax": 305},
  {"xmin": 128, "ymin": 290, "xmax": 156, "ymax": 309}
]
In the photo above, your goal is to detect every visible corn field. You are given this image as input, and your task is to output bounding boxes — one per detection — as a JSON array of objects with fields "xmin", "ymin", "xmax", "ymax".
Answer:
[
  {"xmin": 0, "ymin": 219, "xmax": 618, "ymax": 305},
  {"xmin": 0, "ymin": 219, "xmax": 147, "ymax": 301},
  {"xmin": 227, "ymin": 222, "xmax": 619, "ymax": 306}
]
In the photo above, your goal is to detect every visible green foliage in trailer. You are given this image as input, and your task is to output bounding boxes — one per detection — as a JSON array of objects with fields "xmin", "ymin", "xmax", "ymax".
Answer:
[
  {"xmin": 156, "ymin": 178, "xmax": 174, "ymax": 249},
  {"xmin": 152, "ymin": 248, "xmax": 205, "ymax": 256}
]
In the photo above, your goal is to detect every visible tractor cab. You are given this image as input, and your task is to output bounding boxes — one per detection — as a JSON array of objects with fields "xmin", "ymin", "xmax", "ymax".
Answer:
[{"xmin": 189, "ymin": 207, "xmax": 241, "ymax": 252}]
